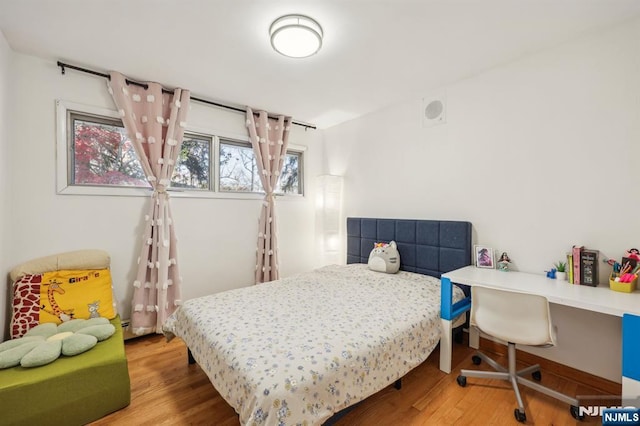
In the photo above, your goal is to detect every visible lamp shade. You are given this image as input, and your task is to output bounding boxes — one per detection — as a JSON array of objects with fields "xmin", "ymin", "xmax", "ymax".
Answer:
[{"xmin": 270, "ymin": 14, "xmax": 323, "ymax": 58}]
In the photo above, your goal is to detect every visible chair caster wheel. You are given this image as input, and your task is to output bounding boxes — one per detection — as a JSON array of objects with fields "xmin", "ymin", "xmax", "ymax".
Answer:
[
  {"xmin": 514, "ymin": 408, "xmax": 526, "ymax": 423},
  {"xmin": 456, "ymin": 375, "xmax": 467, "ymax": 387},
  {"xmin": 472, "ymin": 355, "xmax": 482, "ymax": 365},
  {"xmin": 532, "ymin": 370, "xmax": 542, "ymax": 381},
  {"xmin": 570, "ymin": 405, "xmax": 585, "ymax": 421}
]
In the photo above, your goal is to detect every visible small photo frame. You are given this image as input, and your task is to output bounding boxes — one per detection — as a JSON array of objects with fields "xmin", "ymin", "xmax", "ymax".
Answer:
[{"xmin": 475, "ymin": 245, "xmax": 495, "ymax": 269}]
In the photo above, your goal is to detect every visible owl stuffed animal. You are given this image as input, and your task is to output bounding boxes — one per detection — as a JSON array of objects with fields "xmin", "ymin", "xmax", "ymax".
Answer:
[{"xmin": 368, "ymin": 241, "xmax": 400, "ymax": 274}]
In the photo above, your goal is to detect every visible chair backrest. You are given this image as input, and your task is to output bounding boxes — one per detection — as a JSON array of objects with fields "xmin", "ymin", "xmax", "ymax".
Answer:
[{"xmin": 470, "ymin": 286, "xmax": 555, "ymax": 347}]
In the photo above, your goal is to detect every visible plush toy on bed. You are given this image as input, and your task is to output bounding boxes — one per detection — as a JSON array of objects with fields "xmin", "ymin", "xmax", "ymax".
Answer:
[{"xmin": 368, "ymin": 241, "xmax": 401, "ymax": 274}]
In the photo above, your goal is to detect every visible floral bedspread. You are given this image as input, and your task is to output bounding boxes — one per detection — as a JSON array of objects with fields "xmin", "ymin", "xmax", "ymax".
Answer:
[{"xmin": 163, "ymin": 264, "xmax": 464, "ymax": 426}]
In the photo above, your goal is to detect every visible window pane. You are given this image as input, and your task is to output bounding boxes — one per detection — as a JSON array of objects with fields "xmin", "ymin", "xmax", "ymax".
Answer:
[
  {"xmin": 276, "ymin": 152, "xmax": 301, "ymax": 194},
  {"xmin": 171, "ymin": 134, "xmax": 211, "ymax": 190},
  {"xmin": 219, "ymin": 142, "xmax": 262, "ymax": 192},
  {"xmin": 72, "ymin": 114, "xmax": 149, "ymax": 187},
  {"xmin": 219, "ymin": 140, "xmax": 301, "ymax": 194}
]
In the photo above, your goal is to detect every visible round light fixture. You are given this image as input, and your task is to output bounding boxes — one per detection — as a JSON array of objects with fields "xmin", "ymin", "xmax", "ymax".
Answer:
[{"xmin": 269, "ymin": 14, "xmax": 323, "ymax": 58}]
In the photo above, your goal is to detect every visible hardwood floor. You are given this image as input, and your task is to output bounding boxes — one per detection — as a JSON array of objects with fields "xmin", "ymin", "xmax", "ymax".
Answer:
[{"xmin": 91, "ymin": 334, "xmax": 615, "ymax": 425}]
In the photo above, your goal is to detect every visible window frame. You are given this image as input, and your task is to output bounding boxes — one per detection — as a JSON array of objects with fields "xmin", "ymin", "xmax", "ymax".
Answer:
[
  {"xmin": 55, "ymin": 100, "xmax": 306, "ymax": 199},
  {"xmin": 218, "ymin": 138, "xmax": 304, "ymax": 196}
]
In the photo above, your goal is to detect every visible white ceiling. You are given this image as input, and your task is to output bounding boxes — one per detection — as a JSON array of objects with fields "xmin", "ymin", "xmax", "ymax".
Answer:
[{"xmin": 1, "ymin": 0, "xmax": 640, "ymax": 129}]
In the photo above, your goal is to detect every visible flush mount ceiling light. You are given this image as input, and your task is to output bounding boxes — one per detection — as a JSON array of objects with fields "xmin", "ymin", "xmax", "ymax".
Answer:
[{"xmin": 269, "ymin": 14, "xmax": 323, "ymax": 58}]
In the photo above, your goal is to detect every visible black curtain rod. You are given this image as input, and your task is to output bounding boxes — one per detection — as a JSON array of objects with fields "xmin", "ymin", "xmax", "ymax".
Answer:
[{"xmin": 57, "ymin": 61, "xmax": 316, "ymax": 130}]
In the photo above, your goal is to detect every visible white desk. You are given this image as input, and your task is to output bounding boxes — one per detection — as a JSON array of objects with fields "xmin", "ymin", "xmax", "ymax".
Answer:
[{"xmin": 439, "ymin": 266, "xmax": 640, "ymax": 398}]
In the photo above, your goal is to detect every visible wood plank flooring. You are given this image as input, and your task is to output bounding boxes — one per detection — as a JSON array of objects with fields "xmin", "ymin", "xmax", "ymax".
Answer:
[{"xmin": 91, "ymin": 334, "xmax": 614, "ymax": 425}]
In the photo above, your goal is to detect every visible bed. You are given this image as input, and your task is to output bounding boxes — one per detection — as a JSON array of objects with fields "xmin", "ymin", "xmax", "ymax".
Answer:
[{"xmin": 163, "ymin": 217, "xmax": 472, "ymax": 425}]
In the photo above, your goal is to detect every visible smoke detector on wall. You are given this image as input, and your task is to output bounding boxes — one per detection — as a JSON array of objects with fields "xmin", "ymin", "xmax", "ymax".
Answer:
[{"xmin": 422, "ymin": 94, "xmax": 446, "ymax": 128}]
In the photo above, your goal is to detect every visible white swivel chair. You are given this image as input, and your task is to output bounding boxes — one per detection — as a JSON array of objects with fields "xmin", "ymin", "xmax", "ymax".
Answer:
[{"xmin": 456, "ymin": 286, "xmax": 583, "ymax": 423}]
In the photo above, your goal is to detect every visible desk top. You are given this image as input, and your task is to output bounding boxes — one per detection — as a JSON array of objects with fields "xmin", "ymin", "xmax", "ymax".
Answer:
[{"xmin": 442, "ymin": 265, "xmax": 640, "ymax": 317}]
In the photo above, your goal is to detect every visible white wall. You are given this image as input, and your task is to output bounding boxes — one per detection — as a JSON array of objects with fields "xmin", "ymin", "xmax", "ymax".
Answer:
[
  {"xmin": 323, "ymin": 18, "xmax": 640, "ymax": 383},
  {"xmin": 1, "ymin": 52, "xmax": 322, "ymax": 340},
  {"xmin": 0, "ymin": 31, "xmax": 12, "ymax": 339}
]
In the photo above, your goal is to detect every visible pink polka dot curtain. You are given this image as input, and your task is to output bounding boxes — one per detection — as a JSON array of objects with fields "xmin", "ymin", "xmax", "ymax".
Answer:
[
  {"xmin": 246, "ymin": 108, "xmax": 292, "ymax": 283},
  {"xmin": 108, "ymin": 72, "xmax": 190, "ymax": 335}
]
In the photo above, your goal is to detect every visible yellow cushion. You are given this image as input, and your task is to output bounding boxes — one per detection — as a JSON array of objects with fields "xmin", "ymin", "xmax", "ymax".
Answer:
[
  {"xmin": 11, "ymin": 269, "xmax": 115, "ymax": 338},
  {"xmin": 38, "ymin": 269, "xmax": 115, "ymax": 324}
]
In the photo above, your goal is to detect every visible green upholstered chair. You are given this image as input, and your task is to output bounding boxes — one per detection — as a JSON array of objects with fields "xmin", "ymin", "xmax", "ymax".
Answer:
[{"xmin": 1, "ymin": 250, "xmax": 131, "ymax": 425}]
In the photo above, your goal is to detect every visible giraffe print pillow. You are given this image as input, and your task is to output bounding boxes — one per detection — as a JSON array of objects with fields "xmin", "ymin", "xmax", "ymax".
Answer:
[{"xmin": 10, "ymin": 269, "xmax": 116, "ymax": 339}]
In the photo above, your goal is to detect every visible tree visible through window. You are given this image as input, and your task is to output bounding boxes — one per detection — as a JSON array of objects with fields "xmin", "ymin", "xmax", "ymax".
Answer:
[
  {"xmin": 219, "ymin": 140, "xmax": 301, "ymax": 194},
  {"xmin": 279, "ymin": 154, "xmax": 300, "ymax": 194},
  {"xmin": 73, "ymin": 115, "xmax": 148, "ymax": 187},
  {"xmin": 71, "ymin": 112, "xmax": 211, "ymax": 190},
  {"xmin": 171, "ymin": 135, "xmax": 210, "ymax": 190}
]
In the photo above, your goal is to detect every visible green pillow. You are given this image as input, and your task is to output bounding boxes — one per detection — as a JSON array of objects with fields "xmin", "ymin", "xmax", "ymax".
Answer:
[
  {"xmin": 57, "ymin": 318, "xmax": 90, "ymax": 333},
  {"xmin": 61, "ymin": 334, "xmax": 98, "ymax": 356},
  {"xmin": 21, "ymin": 340, "xmax": 62, "ymax": 368},
  {"xmin": 0, "ymin": 336, "xmax": 44, "ymax": 352},
  {"xmin": 24, "ymin": 323, "xmax": 58, "ymax": 338},
  {"xmin": 57, "ymin": 317, "xmax": 108, "ymax": 333},
  {"xmin": 77, "ymin": 324, "xmax": 115, "ymax": 341},
  {"xmin": 0, "ymin": 317, "xmax": 117, "ymax": 369},
  {"xmin": 0, "ymin": 341, "xmax": 43, "ymax": 368}
]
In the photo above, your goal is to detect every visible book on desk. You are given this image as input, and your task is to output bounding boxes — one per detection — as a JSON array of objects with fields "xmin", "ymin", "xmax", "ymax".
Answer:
[
  {"xmin": 572, "ymin": 245, "xmax": 583, "ymax": 285},
  {"xmin": 566, "ymin": 252, "xmax": 574, "ymax": 283},
  {"xmin": 570, "ymin": 246, "xmax": 599, "ymax": 286},
  {"xmin": 580, "ymin": 249, "xmax": 599, "ymax": 286}
]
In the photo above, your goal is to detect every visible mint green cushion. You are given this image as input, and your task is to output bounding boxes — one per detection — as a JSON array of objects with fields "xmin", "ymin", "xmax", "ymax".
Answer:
[
  {"xmin": 24, "ymin": 323, "xmax": 57, "ymax": 339},
  {"xmin": 21, "ymin": 340, "xmax": 62, "ymax": 368},
  {"xmin": 81, "ymin": 317, "xmax": 110, "ymax": 327},
  {"xmin": 0, "ymin": 336, "xmax": 44, "ymax": 353},
  {"xmin": 0, "ymin": 341, "xmax": 43, "ymax": 369},
  {"xmin": 77, "ymin": 324, "xmax": 116, "ymax": 341},
  {"xmin": 56, "ymin": 319, "xmax": 89, "ymax": 333},
  {"xmin": 61, "ymin": 334, "xmax": 97, "ymax": 356},
  {"xmin": 2, "ymin": 318, "xmax": 115, "ymax": 369}
]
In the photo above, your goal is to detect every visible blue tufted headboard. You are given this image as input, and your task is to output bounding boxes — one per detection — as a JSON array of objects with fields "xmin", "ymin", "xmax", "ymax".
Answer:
[{"xmin": 346, "ymin": 217, "xmax": 472, "ymax": 278}]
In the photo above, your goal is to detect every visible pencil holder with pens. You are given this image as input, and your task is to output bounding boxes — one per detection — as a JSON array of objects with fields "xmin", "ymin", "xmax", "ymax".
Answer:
[{"xmin": 609, "ymin": 273, "xmax": 638, "ymax": 293}]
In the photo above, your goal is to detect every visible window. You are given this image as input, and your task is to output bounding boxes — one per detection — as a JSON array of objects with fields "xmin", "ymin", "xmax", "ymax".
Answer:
[
  {"xmin": 70, "ymin": 112, "xmax": 149, "ymax": 188},
  {"xmin": 56, "ymin": 100, "xmax": 304, "ymax": 198},
  {"xmin": 171, "ymin": 134, "xmax": 211, "ymax": 190},
  {"xmin": 219, "ymin": 139, "xmax": 302, "ymax": 195},
  {"xmin": 69, "ymin": 112, "xmax": 212, "ymax": 190}
]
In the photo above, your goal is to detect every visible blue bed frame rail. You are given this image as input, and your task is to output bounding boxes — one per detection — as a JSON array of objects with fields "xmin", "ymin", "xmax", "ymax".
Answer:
[
  {"xmin": 441, "ymin": 276, "xmax": 472, "ymax": 321},
  {"xmin": 346, "ymin": 217, "xmax": 473, "ymax": 319}
]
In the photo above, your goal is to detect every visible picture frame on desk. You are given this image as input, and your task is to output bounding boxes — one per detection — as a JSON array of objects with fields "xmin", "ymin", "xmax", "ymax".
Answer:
[{"xmin": 474, "ymin": 245, "xmax": 495, "ymax": 269}]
